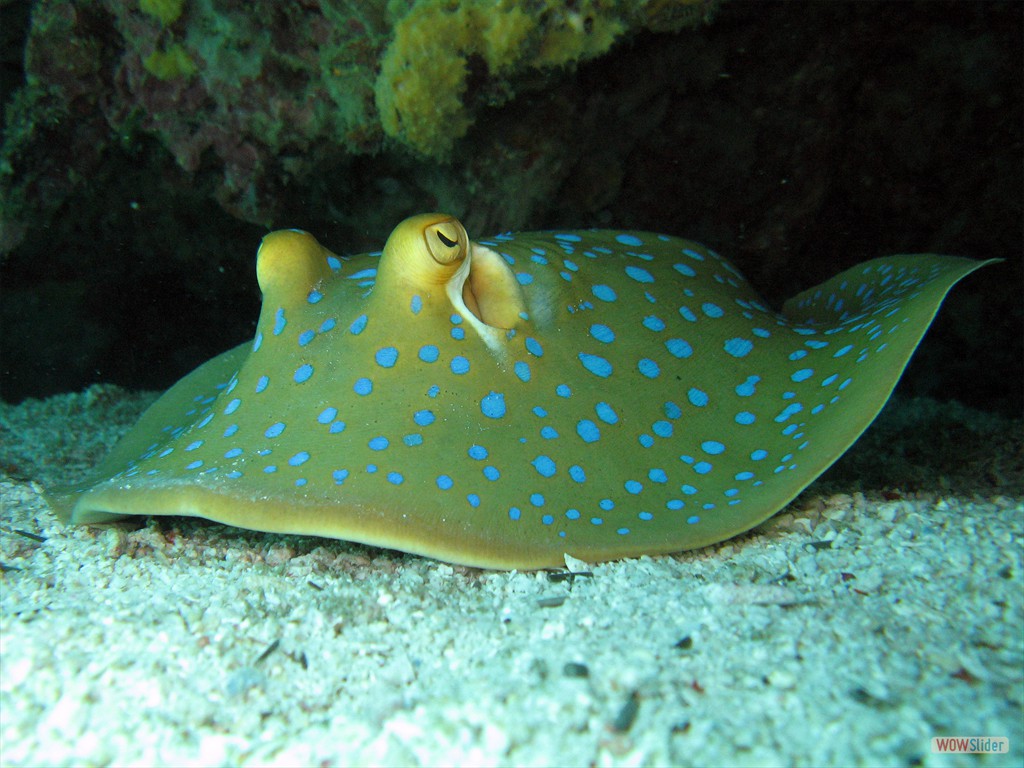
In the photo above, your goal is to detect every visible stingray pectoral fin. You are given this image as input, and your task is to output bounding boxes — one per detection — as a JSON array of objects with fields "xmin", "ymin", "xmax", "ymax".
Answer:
[
  {"xmin": 53, "ymin": 483, "xmax": 524, "ymax": 568},
  {"xmin": 782, "ymin": 254, "xmax": 999, "ymax": 324},
  {"xmin": 46, "ymin": 342, "xmax": 250, "ymax": 524},
  {"xmin": 770, "ymin": 254, "xmax": 1000, "ymax": 495}
]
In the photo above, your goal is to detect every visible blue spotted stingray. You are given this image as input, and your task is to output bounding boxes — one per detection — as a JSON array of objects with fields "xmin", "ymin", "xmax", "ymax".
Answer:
[{"xmin": 49, "ymin": 214, "xmax": 994, "ymax": 568}]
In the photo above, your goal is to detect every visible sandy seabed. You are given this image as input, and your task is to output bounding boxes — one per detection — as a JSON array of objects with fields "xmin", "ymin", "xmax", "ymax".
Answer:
[{"xmin": 1, "ymin": 386, "xmax": 1021, "ymax": 767}]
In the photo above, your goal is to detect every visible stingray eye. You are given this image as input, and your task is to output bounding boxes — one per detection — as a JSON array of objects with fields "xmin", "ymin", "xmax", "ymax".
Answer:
[{"xmin": 425, "ymin": 219, "xmax": 466, "ymax": 265}]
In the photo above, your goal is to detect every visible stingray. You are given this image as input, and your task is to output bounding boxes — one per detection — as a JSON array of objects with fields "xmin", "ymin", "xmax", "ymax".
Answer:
[{"xmin": 49, "ymin": 214, "xmax": 995, "ymax": 568}]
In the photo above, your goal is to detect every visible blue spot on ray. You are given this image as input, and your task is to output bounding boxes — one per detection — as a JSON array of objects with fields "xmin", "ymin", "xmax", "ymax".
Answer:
[
  {"xmin": 775, "ymin": 403, "xmax": 804, "ymax": 422},
  {"xmin": 375, "ymin": 346, "xmax": 399, "ymax": 367},
  {"xmin": 532, "ymin": 456, "xmax": 557, "ymax": 477},
  {"xmin": 688, "ymin": 388, "xmax": 709, "ymax": 407},
  {"xmin": 702, "ymin": 303, "xmax": 724, "ymax": 318},
  {"xmin": 579, "ymin": 353, "xmax": 613, "ymax": 378},
  {"xmin": 577, "ymin": 420, "xmax": 600, "ymax": 443},
  {"xmin": 595, "ymin": 402, "xmax": 619, "ymax": 424},
  {"xmin": 625, "ymin": 265, "xmax": 654, "ymax": 283},
  {"xmin": 666, "ymin": 338, "xmax": 692, "ymax": 358},
  {"xmin": 638, "ymin": 359, "xmax": 660, "ymax": 378},
  {"xmin": 653, "ymin": 420, "xmax": 673, "ymax": 437},
  {"xmin": 349, "ymin": 314, "xmax": 368, "ymax": 334},
  {"xmin": 481, "ymin": 391, "xmax": 507, "ymax": 419},
  {"xmin": 724, "ymin": 338, "xmax": 753, "ymax": 358},
  {"xmin": 736, "ymin": 376, "xmax": 760, "ymax": 397}
]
